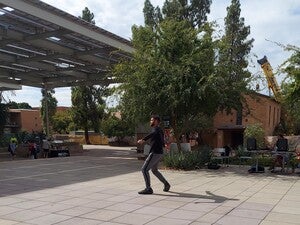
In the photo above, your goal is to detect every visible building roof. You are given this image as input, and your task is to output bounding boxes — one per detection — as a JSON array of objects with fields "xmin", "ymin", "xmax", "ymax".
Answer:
[
  {"xmin": 0, "ymin": 0, "xmax": 134, "ymax": 90},
  {"xmin": 9, "ymin": 108, "xmax": 39, "ymax": 112}
]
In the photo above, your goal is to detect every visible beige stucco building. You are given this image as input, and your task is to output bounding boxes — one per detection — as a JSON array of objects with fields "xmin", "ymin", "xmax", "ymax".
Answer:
[{"xmin": 5, "ymin": 109, "xmax": 43, "ymax": 133}]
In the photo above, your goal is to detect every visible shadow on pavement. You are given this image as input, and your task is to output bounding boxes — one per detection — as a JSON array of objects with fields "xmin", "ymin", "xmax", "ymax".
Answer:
[
  {"xmin": 153, "ymin": 190, "xmax": 238, "ymax": 203},
  {"xmin": 0, "ymin": 146, "xmax": 142, "ymax": 197}
]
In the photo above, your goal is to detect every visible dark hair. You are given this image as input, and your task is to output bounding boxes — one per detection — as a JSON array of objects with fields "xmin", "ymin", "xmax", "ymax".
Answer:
[{"xmin": 151, "ymin": 114, "xmax": 161, "ymax": 122}]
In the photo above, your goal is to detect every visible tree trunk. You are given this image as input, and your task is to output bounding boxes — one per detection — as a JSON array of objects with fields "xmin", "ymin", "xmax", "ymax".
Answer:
[{"xmin": 84, "ymin": 125, "xmax": 90, "ymax": 144}]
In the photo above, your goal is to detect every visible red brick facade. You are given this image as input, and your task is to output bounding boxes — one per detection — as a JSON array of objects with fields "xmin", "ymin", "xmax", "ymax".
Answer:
[{"xmin": 206, "ymin": 93, "xmax": 281, "ymax": 148}]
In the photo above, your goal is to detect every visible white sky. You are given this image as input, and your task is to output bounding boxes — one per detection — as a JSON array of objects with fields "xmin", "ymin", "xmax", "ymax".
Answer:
[{"xmin": 6, "ymin": 0, "xmax": 300, "ymax": 107}]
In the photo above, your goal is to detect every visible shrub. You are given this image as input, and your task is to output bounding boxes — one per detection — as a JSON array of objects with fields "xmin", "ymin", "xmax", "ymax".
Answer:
[
  {"xmin": 244, "ymin": 123, "xmax": 265, "ymax": 149},
  {"xmin": 163, "ymin": 145, "xmax": 212, "ymax": 170}
]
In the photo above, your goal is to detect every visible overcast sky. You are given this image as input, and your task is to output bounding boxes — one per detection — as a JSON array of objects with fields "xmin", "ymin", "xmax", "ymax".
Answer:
[{"xmin": 6, "ymin": 0, "xmax": 300, "ymax": 107}]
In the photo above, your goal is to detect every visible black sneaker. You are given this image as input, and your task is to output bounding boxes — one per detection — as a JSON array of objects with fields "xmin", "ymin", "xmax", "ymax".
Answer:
[
  {"xmin": 138, "ymin": 188, "xmax": 153, "ymax": 194},
  {"xmin": 163, "ymin": 182, "xmax": 170, "ymax": 192}
]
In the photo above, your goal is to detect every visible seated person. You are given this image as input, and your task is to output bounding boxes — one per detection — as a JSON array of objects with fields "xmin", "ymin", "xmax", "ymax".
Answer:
[
  {"xmin": 269, "ymin": 134, "xmax": 289, "ymax": 172},
  {"xmin": 223, "ymin": 145, "xmax": 232, "ymax": 156}
]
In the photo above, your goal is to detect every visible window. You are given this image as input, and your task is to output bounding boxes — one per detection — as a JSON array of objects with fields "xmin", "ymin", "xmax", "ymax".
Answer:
[{"xmin": 273, "ymin": 107, "xmax": 276, "ymax": 125}]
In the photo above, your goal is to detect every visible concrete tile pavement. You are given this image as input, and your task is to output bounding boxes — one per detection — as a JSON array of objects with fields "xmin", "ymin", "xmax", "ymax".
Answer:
[{"xmin": 0, "ymin": 145, "xmax": 299, "ymax": 225}]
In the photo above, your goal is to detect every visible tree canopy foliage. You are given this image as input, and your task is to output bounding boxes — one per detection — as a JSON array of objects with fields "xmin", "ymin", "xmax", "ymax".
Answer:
[
  {"xmin": 52, "ymin": 109, "xmax": 73, "ymax": 134},
  {"xmin": 281, "ymin": 49, "xmax": 300, "ymax": 134},
  {"xmin": 216, "ymin": 0, "xmax": 254, "ymax": 112},
  {"xmin": 101, "ymin": 115, "xmax": 135, "ymax": 145},
  {"xmin": 7, "ymin": 101, "xmax": 32, "ymax": 109},
  {"xmin": 114, "ymin": 0, "xmax": 254, "ymax": 142},
  {"xmin": 40, "ymin": 88, "xmax": 57, "ymax": 135}
]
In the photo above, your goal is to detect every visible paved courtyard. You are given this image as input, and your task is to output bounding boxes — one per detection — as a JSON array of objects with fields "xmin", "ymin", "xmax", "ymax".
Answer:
[{"xmin": 0, "ymin": 145, "xmax": 299, "ymax": 225}]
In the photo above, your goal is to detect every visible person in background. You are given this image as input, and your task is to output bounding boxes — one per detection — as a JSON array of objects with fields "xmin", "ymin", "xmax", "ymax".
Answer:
[
  {"xmin": 8, "ymin": 138, "xmax": 18, "ymax": 160},
  {"xmin": 223, "ymin": 145, "xmax": 232, "ymax": 156},
  {"xmin": 42, "ymin": 138, "xmax": 51, "ymax": 158},
  {"xmin": 28, "ymin": 139, "xmax": 38, "ymax": 159}
]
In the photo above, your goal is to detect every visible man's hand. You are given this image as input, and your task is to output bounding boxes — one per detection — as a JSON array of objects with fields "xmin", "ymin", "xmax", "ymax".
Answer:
[{"xmin": 137, "ymin": 139, "xmax": 144, "ymax": 144}]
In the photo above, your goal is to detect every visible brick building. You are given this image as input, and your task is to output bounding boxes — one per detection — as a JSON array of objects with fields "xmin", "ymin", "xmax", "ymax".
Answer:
[
  {"xmin": 204, "ymin": 93, "xmax": 281, "ymax": 148},
  {"xmin": 5, "ymin": 109, "xmax": 43, "ymax": 133},
  {"xmin": 5, "ymin": 107, "xmax": 71, "ymax": 134}
]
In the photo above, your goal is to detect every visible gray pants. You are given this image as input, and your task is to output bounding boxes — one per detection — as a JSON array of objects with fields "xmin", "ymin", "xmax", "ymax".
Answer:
[{"xmin": 142, "ymin": 152, "xmax": 168, "ymax": 189}]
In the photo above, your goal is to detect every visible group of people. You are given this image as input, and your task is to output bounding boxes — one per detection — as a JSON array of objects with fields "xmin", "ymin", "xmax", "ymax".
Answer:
[{"xmin": 8, "ymin": 136, "xmax": 51, "ymax": 160}]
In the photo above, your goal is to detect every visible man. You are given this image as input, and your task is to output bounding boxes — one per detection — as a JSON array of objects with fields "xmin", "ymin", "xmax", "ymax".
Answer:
[
  {"xmin": 42, "ymin": 138, "xmax": 51, "ymax": 158},
  {"xmin": 8, "ymin": 138, "xmax": 17, "ymax": 160},
  {"xmin": 137, "ymin": 115, "xmax": 170, "ymax": 194}
]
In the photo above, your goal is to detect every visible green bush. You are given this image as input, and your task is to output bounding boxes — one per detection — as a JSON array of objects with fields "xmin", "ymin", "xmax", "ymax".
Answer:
[
  {"xmin": 0, "ymin": 131, "xmax": 41, "ymax": 148},
  {"xmin": 163, "ymin": 145, "xmax": 212, "ymax": 170},
  {"xmin": 244, "ymin": 123, "xmax": 265, "ymax": 149}
]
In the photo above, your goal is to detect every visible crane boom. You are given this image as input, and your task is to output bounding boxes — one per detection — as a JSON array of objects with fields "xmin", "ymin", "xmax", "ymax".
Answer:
[{"xmin": 257, "ymin": 56, "xmax": 282, "ymax": 102}]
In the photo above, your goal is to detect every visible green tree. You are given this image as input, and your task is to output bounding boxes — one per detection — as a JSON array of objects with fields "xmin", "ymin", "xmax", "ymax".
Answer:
[
  {"xmin": 101, "ymin": 115, "xmax": 135, "ymax": 146},
  {"xmin": 7, "ymin": 101, "xmax": 18, "ymax": 109},
  {"xmin": 162, "ymin": 0, "xmax": 212, "ymax": 28},
  {"xmin": 71, "ymin": 7, "xmax": 107, "ymax": 144},
  {"xmin": 52, "ymin": 110, "xmax": 73, "ymax": 134},
  {"xmin": 115, "ymin": 15, "xmax": 218, "ymax": 145},
  {"xmin": 79, "ymin": 7, "xmax": 95, "ymax": 24},
  {"xmin": 7, "ymin": 101, "xmax": 32, "ymax": 109},
  {"xmin": 216, "ymin": 0, "xmax": 254, "ymax": 114},
  {"xmin": 17, "ymin": 102, "xmax": 32, "ymax": 109},
  {"xmin": 281, "ymin": 48, "xmax": 300, "ymax": 134},
  {"xmin": 41, "ymin": 88, "xmax": 57, "ymax": 135},
  {"xmin": 71, "ymin": 86, "xmax": 106, "ymax": 143}
]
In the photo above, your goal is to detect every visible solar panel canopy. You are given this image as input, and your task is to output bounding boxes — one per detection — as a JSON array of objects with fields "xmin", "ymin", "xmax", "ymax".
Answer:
[{"xmin": 0, "ymin": 0, "xmax": 134, "ymax": 90}]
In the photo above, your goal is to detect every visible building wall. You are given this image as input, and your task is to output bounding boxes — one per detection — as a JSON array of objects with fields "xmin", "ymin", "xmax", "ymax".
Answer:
[
  {"xmin": 243, "ymin": 95, "xmax": 281, "ymax": 136},
  {"xmin": 20, "ymin": 110, "xmax": 43, "ymax": 132},
  {"xmin": 212, "ymin": 94, "xmax": 281, "ymax": 148},
  {"xmin": 8, "ymin": 109, "xmax": 43, "ymax": 133},
  {"xmin": 214, "ymin": 94, "xmax": 280, "ymax": 135}
]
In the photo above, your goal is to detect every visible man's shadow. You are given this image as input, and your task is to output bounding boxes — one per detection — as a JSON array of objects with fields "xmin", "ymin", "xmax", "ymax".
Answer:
[{"xmin": 153, "ymin": 191, "xmax": 238, "ymax": 203}]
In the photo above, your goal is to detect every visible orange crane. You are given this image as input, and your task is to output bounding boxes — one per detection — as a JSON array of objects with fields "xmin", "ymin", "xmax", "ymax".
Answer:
[{"xmin": 257, "ymin": 56, "xmax": 282, "ymax": 102}]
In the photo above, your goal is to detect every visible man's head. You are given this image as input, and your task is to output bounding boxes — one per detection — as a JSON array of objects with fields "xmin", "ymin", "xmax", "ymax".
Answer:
[{"xmin": 150, "ymin": 115, "xmax": 160, "ymax": 127}]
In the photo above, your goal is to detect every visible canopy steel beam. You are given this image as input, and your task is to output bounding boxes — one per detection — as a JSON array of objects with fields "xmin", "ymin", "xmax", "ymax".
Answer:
[
  {"xmin": 0, "ymin": 0, "xmax": 133, "ymax": 90},
  {"xmin": 0, "ymin": 0, "xmax": 134, "ymax": 53}
]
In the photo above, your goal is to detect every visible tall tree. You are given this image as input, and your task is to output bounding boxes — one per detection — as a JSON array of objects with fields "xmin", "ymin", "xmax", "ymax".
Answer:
[
  {"xmin": 115, "ymin": 14, "xmax": 218, "ymax": 144},
  {"xmin": 143, "ymin": 0, "xmax": 155, "ymax": 27},
  {"xmin": 41, "ymin": 88, "xmax": 57, "ymax": 135},
  {"xmin": 71, "ymin": 86, "xmax": 106, "ymax": 140},
  {"xmin": 161, "ymin": 0, "xmax": 212, "ymax": 28},
  {"xmin": 71, "ymin": 7, "xmax": 107, "ymax": 144},
  {"xmin": 79, "ymin": 7, "xmax": 95, "ymax": 24},
  {"xmin": 216, "ymin": 0, "xmax": 254, "ymax": 114}
]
